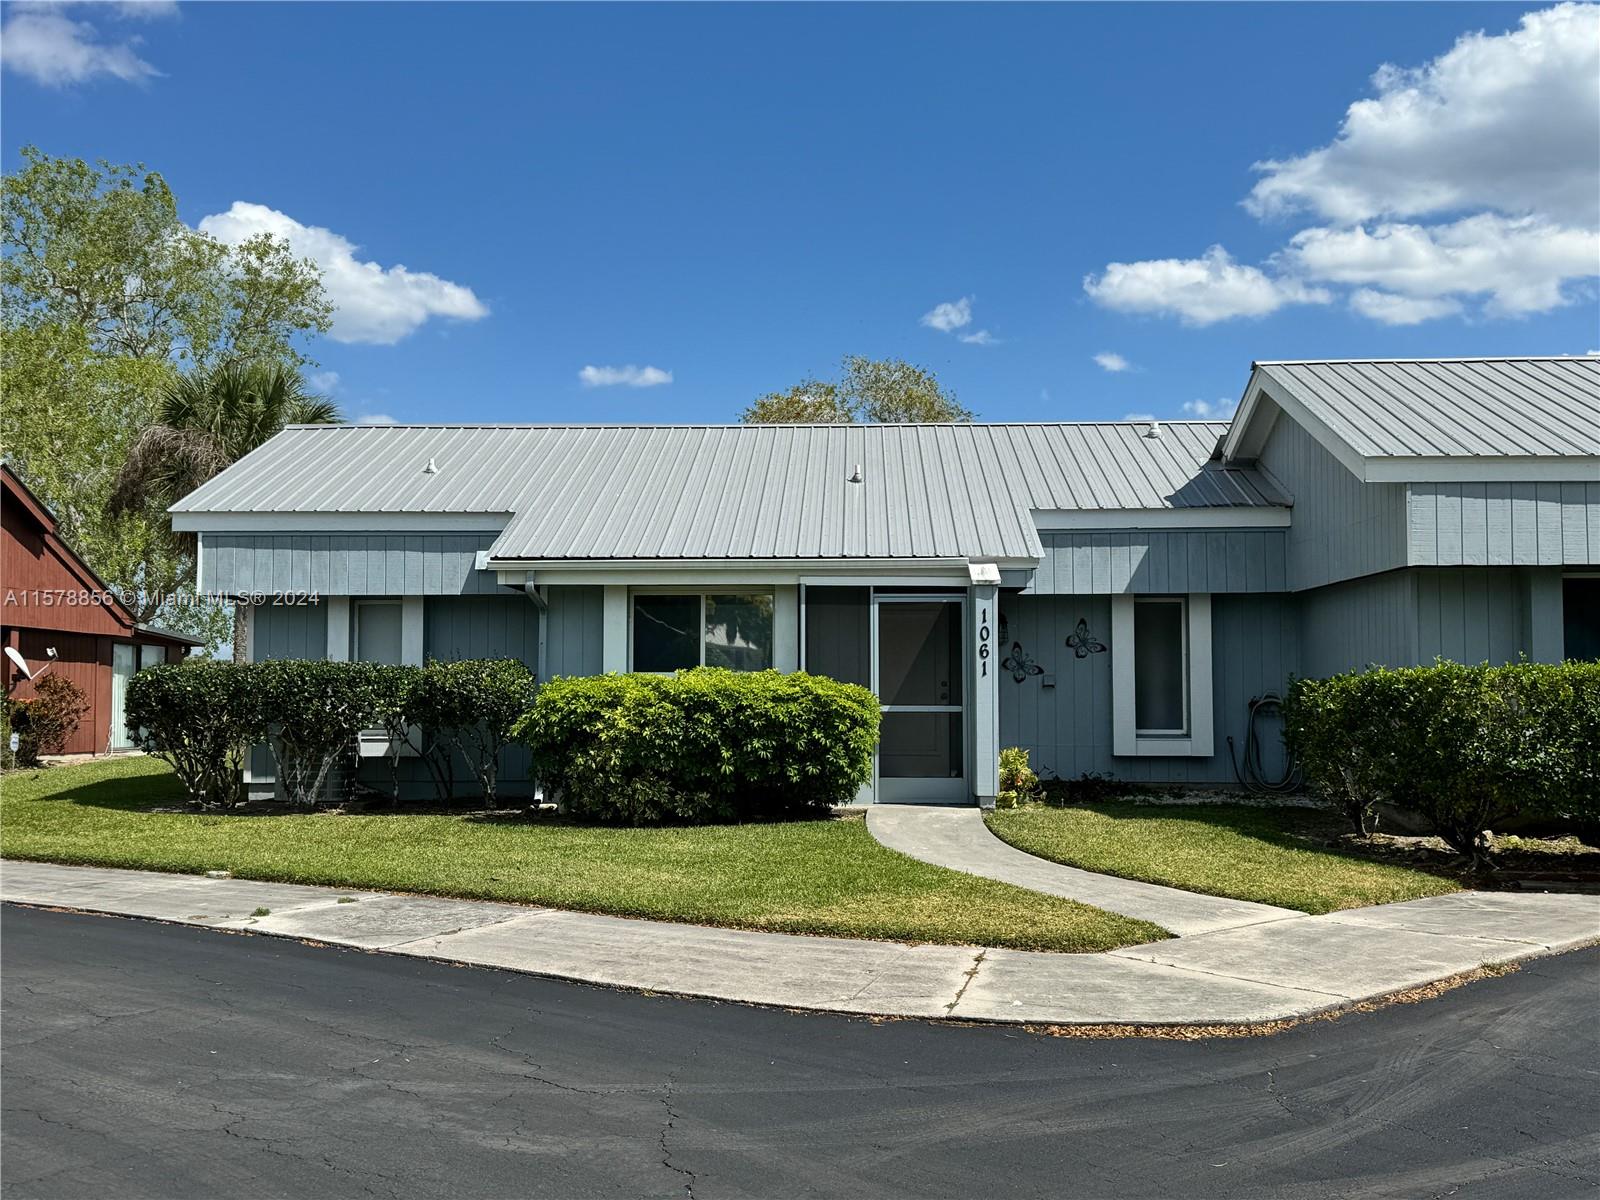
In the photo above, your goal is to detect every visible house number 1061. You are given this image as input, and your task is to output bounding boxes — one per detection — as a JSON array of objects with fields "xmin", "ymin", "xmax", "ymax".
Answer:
[{"xmin": 979, "ymin": 607, "xmax": 991, "ymax": 677}]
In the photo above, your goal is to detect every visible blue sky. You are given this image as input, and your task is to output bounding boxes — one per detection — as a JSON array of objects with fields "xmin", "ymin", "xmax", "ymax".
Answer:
[{"xmin": 4, "ymin": 1, "xmax": 1596, "ymax": 425}]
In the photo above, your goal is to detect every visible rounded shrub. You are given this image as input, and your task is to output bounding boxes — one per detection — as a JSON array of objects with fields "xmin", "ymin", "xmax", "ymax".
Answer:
[
  {"xmin": 513, "ymin": 667, "xmax": 880, "ymax": 824},
  {"xmin": 1287, "ymin": 659, "xmax": 1600, "ymax": 862},
  {"xmin": 126, "ymin": 661, "xmax": 260, "ymax": 808}
]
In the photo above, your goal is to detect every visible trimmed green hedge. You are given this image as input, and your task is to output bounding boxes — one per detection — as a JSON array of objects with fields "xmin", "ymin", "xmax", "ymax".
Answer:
[
  {"xmin": 1285, "ymin": 660, "xmax": 1600, "ymax": 861},
  {"xmin": 125, "ymin": 657, "xmax": 536, "ymax": 807},
  {"xmin": 513, "ymin": 668, "xmax": 880, "ymax": 824}
]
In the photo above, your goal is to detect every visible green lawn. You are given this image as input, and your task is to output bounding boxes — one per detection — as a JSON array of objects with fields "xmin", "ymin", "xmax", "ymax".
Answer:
[
  {"xmin": 987, "ymin": 802, "xmax": 1461, "ymax": 914},
  {"xmin": 0, "ymin": 757, "xmax": 1167, "ymax": 953}
]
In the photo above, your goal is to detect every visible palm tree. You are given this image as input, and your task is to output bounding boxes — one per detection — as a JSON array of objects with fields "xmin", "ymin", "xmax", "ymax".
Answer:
[
  {"xmin": 112, "ymin": 361, "xmax": 341, "ymax": 520},
  {"xmin": 112, "ymin": 361, "xmax": 342, "ymax": 656}
]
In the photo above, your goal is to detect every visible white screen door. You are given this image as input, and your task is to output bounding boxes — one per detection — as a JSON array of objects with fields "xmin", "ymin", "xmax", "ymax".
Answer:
[{"xmin": 875, "ymin": 596, "xmax": 965, "ymax": 803}]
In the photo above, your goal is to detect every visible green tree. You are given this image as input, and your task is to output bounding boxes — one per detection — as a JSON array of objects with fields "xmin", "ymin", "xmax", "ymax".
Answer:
[
  {"xmin": 113, "ymin": 360, "xmax": 341, "ymax": 522},
  {"xmin": 740, "ymin": 355, "xmax": 974, "ymax": 424},
  {"xmin": 110, "ymin": 361, "xmax": 341, "ymax": 659},
  {"xmin": 2, "ymin": 147, "xmax": 333, "ymax": 646}
]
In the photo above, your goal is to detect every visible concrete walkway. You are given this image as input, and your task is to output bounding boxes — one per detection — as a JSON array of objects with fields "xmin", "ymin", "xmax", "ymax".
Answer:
[
  {"xmin": 4, "ymin": 859, "xmax": 1596, "ymax": 1028},
  {"xmin": 868, "ymin": 804, "xmax": 1302, "ymax": 936}
]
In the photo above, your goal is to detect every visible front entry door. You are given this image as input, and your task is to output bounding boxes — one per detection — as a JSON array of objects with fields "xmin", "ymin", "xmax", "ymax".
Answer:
[{"xmin": 876, "ymin": 597, "xmax": 965, "ymax": 803}]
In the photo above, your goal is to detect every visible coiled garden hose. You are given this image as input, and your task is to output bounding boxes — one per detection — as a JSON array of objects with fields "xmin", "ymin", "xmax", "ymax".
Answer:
[{"xmin": 1227, "ymin": 692, "xmax": 1302, "ymax": 794}]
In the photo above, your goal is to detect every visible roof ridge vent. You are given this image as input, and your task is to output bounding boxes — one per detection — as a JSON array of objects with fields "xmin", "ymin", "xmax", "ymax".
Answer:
[
  {"xmin": 423, "ymin": 456, "xmax": 438, "ymax": 474},
  {"xmin": 1144, "ymin": 419, "xmax": 1162, "ymax": 439}
]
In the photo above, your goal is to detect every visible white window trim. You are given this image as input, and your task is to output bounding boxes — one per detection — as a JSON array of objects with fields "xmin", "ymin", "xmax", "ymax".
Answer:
[
  {"xmin": 628, "ymin": 588, "xmax": 777, "ymax": 673},
  {"xmin": 1111, "ymin": 593, "xmax": 1213, "ymax": 757}
]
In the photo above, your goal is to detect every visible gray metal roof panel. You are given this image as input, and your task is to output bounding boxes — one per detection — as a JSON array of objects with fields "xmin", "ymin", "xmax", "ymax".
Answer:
[
  {"xmin": 174, "ymin": 421, "xmax": 1290, "ymax": 561},
  {"xmin": 1255, "ymin": 358, "xmax": 1600, "ymax": 458}
]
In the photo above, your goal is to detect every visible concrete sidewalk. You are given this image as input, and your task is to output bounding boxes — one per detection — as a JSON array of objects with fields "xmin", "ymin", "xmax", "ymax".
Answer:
[
  {"xmin": 4, "ymin": 859, "xmax": 1596, "ymax": 1027},
  {"xmin": 867, "ymin": 804, "xmax": 1302, "ymax": 936}
]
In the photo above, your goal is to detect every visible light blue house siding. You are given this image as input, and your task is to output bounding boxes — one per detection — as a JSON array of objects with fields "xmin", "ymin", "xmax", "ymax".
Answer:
[
  {"xmin": 1407, "ymin": 482, "xmax": 1600, "ymax": 567},
  {"xmin": 997, "ymin": 593, "xmax": 1297, "ymax": 785},
  {"xmin": 204, "ymin": 533, "xmax": 505, "ymax": 596},
  {"xmin": 1255, "ymin": 412, "xmax": 1408, "ymax": 590},
  {"xmin": 1025, "ymin": 530, "xmax": 1288, "ymax": 594}
]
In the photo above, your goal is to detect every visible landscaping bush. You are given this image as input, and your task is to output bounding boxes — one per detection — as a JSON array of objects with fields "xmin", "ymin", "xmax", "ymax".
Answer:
[
  {"xmin": 408, "ymin": 658, "xmax": 537, "ymax": 805},
  {"xmin": 1286, "ymin": 660, "xmax": 1600, "ymax": 864},
  {"xmin": 513, "ymin": 668, "xmax": 880, "ymax": 824},
  {"xmin": 125, "ymin": 661, "xmax": 260, "ymax": 808},
  {"xmin": 4, "ymin": 675, "xmax": 91, "ymax": 766},
  {"xmin": 255, "ymin": 659, "xmax": 386, "ymax": 806}
]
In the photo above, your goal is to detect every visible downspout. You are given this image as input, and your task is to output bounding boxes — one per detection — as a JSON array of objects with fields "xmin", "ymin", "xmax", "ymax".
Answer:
[{"xmin": 524, "ymin": 580, "xmax": 548, "ymax": 684}]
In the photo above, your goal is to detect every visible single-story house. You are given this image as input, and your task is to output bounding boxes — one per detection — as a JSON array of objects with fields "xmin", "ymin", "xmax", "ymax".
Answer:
[
  {"xmin": 2, "ymin": 464, "xmax": 201, "ymax": 755},
  {"xmin": 171, "ymin": 357, "xmax": 1600, "ymax": 805}
]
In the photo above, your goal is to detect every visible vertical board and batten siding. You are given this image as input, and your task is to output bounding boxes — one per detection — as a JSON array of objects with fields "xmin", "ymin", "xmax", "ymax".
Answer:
[
  {"xmin": 542, "ymin": 586, "xmax": 604, "ymax": 679},
  {"xmin": 202, "ymin": 533, "xmax": 505, "ymax": 596},
  {"xmin": 1296, "ymin": 572, "xmax": 1419, "ymax": 679},
  {"xmin": 1256, "ymin": 413, "xmax": 1408, "ymax": 590},
  {"xmin": 1407, "ymin": 482, "xmax": 1600, "ymax": 567},
  {"xmin": 1294, "ymin": 566, "xmax": 1550, "ymax": 678},
  {"xmin": 1414, "ymin": 568, "xmax": 1536, "ymax": 666},
  {"xmin": 997, "ymin": 593, "xmax": 1298, "ymax": 784},
  {"xmin": 1025, "ymin": 530, "xmax": 1287, "ymax": 594},
  {"xmin": 253, "ymin": 600, "xmax": 327, "ymax": 661}
]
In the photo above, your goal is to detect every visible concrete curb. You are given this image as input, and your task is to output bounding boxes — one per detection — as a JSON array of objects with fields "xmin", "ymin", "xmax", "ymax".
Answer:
[{"xmin": 5, "ymin": 859, "xmax": 1597, "ymax": 1028}]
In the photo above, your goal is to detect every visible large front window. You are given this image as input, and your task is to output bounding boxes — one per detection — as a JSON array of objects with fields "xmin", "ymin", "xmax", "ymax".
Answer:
[{"xmin": 632, "ymin": 592, "xmax": 773, "ymax": 671}]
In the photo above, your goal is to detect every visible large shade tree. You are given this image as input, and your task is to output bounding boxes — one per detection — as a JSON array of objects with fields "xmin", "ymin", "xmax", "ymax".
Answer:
[
  {"xmin": 740, "ymin": 355, "xmax": 974, "ymax": 424},
  {"xmin": 2, "ymin": 147, "xmax": 332, "ymax": 646}
]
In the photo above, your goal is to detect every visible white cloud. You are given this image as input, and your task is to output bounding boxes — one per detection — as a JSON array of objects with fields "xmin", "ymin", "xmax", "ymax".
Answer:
[
  {"xmin": 1093, "ymin": 351, "xmax": 1132, "ymax": 373},
  {"xmin": 0, "ymin": 1, "xmax": 178, "ymax": 87},
  {"xmin": 1122, "ymin": 412, "xmax": 1157, "ymax": 422},
  {"xmin": 959, "ymin": 329, "xmax": 997, "ymax": 346},
  {"xmin": 309, "ymin": 371, "xmax": 341, "ymax": 393},
  {"xmin": 1287, "ymin": 214, "xmax": 1598, "ymax": 318},
  {"xmin": 1086, "ymin": 5, "xmax": 1600, "ymax": 327},
  {"xmin": 1347, "ymin": 290, "xmax": 1464, "ymax": 326},
  {"xmin": 355, "ymin": 413, "xmax": 397, "ymax": 425},
  {"xmin": 578, "ymin": 364, "xmax": 672, "ymax": 388},
  {"xmin": 1248, "ymin": 3, "xmax": 1600, "ymax": 227},
  {"xmin": 197, "ymin": 202, "xmax": 488, "ymax": 345},
  {"xmin": 920, "ymin": 296, "xmax": 973, "ymax": 332},
  {"xmin": 1083, "ymin": 246, "xmax": 1331, "ymax": 326},
  {"xmin": 1182, "ymin": 397, "xmax": 1237, "ymax": 420}
]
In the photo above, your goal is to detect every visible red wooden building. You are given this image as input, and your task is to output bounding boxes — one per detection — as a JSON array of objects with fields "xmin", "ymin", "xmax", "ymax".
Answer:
[{"xmin": 2, "ymin": 464, "xmax": 200, "ymax": 755}]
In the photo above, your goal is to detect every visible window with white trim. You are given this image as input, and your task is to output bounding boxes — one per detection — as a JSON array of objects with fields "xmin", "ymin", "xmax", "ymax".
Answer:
[
  {"xmin": 632, "ymin": 592, "xmax": 773, "ymax": 672},
  {"xmin": 1111, "ymin": 593, "xmax": 1213, "ymax": 757},
  {"xmin": 1133, "ymin": 597, "xmax": 1188, "ymax": 735}
]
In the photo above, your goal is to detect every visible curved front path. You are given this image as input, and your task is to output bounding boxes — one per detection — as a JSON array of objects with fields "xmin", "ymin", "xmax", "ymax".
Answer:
[
  {"xmin": 4, "ymin": 859, "xmax": 1596, "ymax": 1028},
  {"xmin": 867, "ymin": 805, "xmax": 1301, "ymax": 937}
]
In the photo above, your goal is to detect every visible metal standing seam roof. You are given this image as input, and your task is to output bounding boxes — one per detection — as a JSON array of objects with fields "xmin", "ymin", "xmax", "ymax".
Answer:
[
  {"xmin": 1253, "ymin": 358, "xmax": 1600, "ymax": 459},
  {"xmin": 172, "ymin": 421, "xmax": 1287, "ymax": 562}
]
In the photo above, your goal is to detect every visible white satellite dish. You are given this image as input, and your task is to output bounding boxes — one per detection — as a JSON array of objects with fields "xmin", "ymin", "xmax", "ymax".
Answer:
[{"xmin": 4, "ymin": 646, "xmax": 34, "ymax": 680}]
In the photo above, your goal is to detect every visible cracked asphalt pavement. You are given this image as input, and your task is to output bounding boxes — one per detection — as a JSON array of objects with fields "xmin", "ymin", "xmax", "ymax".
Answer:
[{"xmin": 3, "ymin": 905, "xmax": 1597, "ymax": 1199}]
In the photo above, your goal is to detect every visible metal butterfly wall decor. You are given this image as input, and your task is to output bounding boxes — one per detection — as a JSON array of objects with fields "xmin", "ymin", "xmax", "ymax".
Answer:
[
  {"xmin": 1000, "ymin": 642, "xmax": 1044, "ymax": 684},
  {"xmin": 1066, "ymin": 618, "xmax": 1106, "ymax": 658}
]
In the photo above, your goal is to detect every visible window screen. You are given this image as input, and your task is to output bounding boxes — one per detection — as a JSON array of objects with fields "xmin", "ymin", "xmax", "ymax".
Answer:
[
  {"xmin": 633, "ymin": 594, "xmax": 700, "ymax": 672},
  {"xmin": 1134, "ymin": 598, "xmax": 1186, "ymax": 734}
]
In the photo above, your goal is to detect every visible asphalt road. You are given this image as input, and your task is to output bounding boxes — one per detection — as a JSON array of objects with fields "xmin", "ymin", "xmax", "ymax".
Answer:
[{"xmin": 3, "ymin": 905, "xmax": 1596, "ymax": 1200}]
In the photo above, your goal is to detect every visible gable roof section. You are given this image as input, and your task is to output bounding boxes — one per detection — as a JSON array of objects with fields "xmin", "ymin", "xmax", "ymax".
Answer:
[
  {"xmin": 1225, "ymin": 358, "xmax": 1600, "ymax": 483},
  {"xmin": 171, "ymin": 421, "xmax": 1287, "ymax": 564}
]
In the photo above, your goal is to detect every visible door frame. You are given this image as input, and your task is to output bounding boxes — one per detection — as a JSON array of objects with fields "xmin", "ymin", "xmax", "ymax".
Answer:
[{"xmin": 871, "ymin": 591, "xmax": 968, "ymax": 804}]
